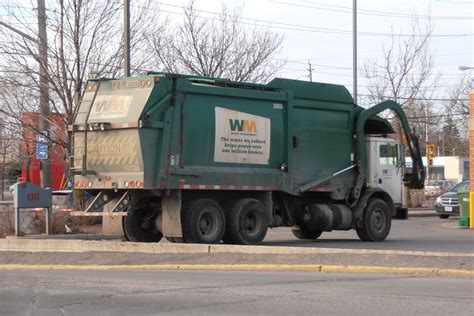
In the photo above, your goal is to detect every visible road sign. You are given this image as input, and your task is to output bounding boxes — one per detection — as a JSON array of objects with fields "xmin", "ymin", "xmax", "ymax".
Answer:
[
  {"xmin": 36, "ymin": 131, "xmax": 48, "ymax": 159},
  {"xmin": 12, "ymin": 181, "xmax": 52, "ymax": 236}
]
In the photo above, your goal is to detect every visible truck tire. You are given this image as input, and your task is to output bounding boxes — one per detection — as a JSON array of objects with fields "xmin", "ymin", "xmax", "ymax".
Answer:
[
  {"xmin": 291, "ymin": 227, "xmax": 323, "ymax": 240},
  {"xmin": 181, "ymin": 199, "xmax": 225, "ymax": 244},
  {"xmin": 123, "ymin": 206, "xmax": 163, "ymax": 242},
  {"xmin": 438, "ymin": 214, "xmax": 449, "ymax": 219},
  {"xmin": 223, "ymin": 198, "xmax": 268, "ymax": 245},
  {"xmin": 356, "ymin": 198, "xmax": 391, "ymax": 242}
]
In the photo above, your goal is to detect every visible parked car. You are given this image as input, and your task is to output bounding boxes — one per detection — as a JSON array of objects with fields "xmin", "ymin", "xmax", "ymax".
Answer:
[
  {"xmin": 434, "ymin": 180, "xmax": 470, "ymax": 219},
  {"xmin": 425, "ymin": 180, "xmax": 456, "ymax": 197}
]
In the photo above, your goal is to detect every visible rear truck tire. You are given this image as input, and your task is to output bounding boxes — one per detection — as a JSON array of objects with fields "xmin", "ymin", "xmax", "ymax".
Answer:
[
  {"xmin": 438, "ymin": 214, "xmax": 450, "ymax": 219},
  {"xmin": 291, "ymin": 227, "xmax": 323, "ymax": 240},
  {"xmin": 356, "ymin": 198, "xmax": 391, "ymax": 242},
  {"xmin": 181, "ymin": 199, "xmax": 225, "ymax": 244},
  {"xmin": 222, "ymin": 198, "xmax": 268, "ymax": 245},
  {"xmin": 123, "ymin": 206, "xmax": 163, "ymax": 243}
]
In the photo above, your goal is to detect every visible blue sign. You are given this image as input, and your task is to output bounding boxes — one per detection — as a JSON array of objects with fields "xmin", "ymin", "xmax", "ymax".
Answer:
[{"xmin": 36, "ymin": 131, "xmax": 48, "ymax": 159}]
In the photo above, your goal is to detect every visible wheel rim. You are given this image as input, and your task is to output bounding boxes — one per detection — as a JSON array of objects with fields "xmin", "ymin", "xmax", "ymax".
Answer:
[
  {"xmin": 242, "ymin": 209, "xmax": 262, "ymax": 237},
  {"xmin": 371, "ymin": 209, "xmax": 386, "ymax": 233},
  {"xmin": 198, "ymin": 209, "xmax": 218, "ymax": 237}
]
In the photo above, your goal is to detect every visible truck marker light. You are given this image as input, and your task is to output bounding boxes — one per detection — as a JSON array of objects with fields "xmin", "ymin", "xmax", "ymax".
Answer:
[
  {"xmin": 75, "ymin": 181, "xmax": 81, "ymax": 188},
  {"xmin": 124, "ymin": 181, "xmax": 129, "ymax": 188},
  {"xmin": 82, "ymin": 181, "xmax": 88, "ymax": 188},
  {"xmin": 100, "ymin": 123, "xmax": 105, "ymax": 131},
  {"xmin": 136, "ymin": 181, "xmax": 143, "ymax": 188},
  {"xmin": 130, "ymin": 181, "xmax": 135, "ymax": 188},
  {"xmin": 88, "ymin": 181, "xmax": 93, "ymax": 188}
]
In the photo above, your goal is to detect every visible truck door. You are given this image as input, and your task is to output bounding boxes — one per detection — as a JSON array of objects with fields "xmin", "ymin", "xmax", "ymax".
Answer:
[{"xmin": 367, "ymin": 138, "xmax": 403, "ymax": 204}]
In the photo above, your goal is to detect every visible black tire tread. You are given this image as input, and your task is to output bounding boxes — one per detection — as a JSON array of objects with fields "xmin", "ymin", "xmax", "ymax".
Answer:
[
  {"xmin": 181, "ymin": 199, "xmax": 225, "ymax": 244},
  {"xmin": 223, "ymin": 198, "xmax": 268, "ymax": 245},
  {"xmin": 123, "ymin": 207, "xmax": 162, "ymax": 243},
  {"xmin": 356, "ymin": 198, "xmax": 391, "ymax": 242}
]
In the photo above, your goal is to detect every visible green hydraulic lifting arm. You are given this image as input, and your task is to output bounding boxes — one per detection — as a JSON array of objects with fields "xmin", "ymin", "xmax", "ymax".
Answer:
[{"xmin": 350, "ymin": 100, "xmax": 425, "ymax": 201}]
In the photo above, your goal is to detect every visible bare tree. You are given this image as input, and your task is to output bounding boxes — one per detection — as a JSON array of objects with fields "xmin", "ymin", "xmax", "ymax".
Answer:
[
  {"xmin": 436, "ymin": 74, "xmax": 471, "ymax": 157},
  {"xmin": 362, "ymin": 16, "xmax": 437, "ymax": 108},
  {"xmin": 361, "ymin": 15, "xmax": 441, "ymax": 158},
  {"xmin": 0, "ymin": 118, "xmax": 21, "ymax": 200},
  {"xmin": 149, "ymin": 1, "xmax": 285, "ymax": 83},
  {"xmin": 0, "ymin": 1, "xmax": 165, "ymax": 167}
]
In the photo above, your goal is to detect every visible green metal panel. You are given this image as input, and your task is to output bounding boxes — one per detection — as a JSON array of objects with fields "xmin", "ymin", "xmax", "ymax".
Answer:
[{"xmin": 73, "ymin": 73, "xmax": 402, "ymax": 198}]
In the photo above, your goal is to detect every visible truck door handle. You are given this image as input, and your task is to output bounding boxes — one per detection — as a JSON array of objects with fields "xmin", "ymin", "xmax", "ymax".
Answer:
[{"xmin": 378, "ymin": 179, "xmax": 382, "ymax": 184}]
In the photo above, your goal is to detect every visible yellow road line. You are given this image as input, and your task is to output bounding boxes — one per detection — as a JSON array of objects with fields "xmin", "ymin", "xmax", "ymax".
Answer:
[{"xmin": 0, "ymin": 264, "xmax": 472, "ymax": 278}]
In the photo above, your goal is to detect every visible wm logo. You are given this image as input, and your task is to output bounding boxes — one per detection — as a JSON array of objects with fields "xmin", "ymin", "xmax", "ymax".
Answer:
[{"xmin": 229, "ymin": 119, "xmax": 257, "ymax": 132}]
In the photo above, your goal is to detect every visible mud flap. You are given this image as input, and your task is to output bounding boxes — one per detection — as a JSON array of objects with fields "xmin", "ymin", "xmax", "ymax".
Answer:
[{"xmin": 161, "ymin": 190, "xmax": 183, "ymax": 237}]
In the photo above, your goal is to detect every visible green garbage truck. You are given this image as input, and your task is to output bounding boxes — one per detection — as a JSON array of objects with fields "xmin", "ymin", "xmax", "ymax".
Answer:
[{"xmin": 70, "ymin": 73, "xmax": 424, "ymax": 244}]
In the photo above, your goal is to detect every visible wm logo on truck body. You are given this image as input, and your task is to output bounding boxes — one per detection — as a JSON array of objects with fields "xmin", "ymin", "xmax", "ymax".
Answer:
[{"xmin": 229, "ymin": 119, "xmax": 257, "ymax": 132}]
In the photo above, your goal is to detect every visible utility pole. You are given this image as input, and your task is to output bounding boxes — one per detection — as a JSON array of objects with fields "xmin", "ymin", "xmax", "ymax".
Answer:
[
  {"xmin": 352, "ymin": 0, "xmax": 357, "ymax": 104},
  {"xmin": 38, "ymin": 0, "xmax": 51, "ymax": 189},
  {"xmin": 425, "ymin": 103, "xmax": 429, "ymax": 182},
  {"xmin": 307, "ymin": 60, "xmax": 314, "ymax": 82},
  {"xmin": 124, "ymin": 0, "xmax": 131, "ymax": 77}
]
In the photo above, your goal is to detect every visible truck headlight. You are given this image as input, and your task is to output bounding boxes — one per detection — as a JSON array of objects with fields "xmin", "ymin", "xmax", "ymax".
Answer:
[{"xmin": 436, "ymin": 196, "xmax": 442, "ymax": 204}]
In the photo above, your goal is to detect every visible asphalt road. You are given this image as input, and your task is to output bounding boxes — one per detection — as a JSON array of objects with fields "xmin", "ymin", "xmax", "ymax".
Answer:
[
  {"xmin": 261, "ymin": 216, "xmax": 474, "ymax": 253},
  {"xmin": 1, "ymin": 269, "xmax": 473, "ymax": 315}
]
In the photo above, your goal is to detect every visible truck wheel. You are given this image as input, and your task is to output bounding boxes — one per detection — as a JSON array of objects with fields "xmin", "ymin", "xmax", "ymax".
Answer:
[
  {"xmin": 123, "ymin": 206, "xmax": 163, "ymax": 242},
  {"xmin": 223, "ymin": 198, "xmax": 268, "ymax": 245},
  {"xmin": 291, "ymin": 227, "xmax": 323, "ymax": 240},
  {"xmin": 356, "ymin": 198, "xmax": 391, "ymax": 242},
  {"xmin": 181, "ymin": 199, "xmax": 225, "ymax": 244},
  {"xmin": 438, "ymin": 214, "xmax": 449, "ymax": 219}
]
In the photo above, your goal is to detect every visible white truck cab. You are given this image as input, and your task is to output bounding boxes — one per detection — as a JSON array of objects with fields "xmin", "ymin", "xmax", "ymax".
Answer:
[{"xmin": 366, "ymin": 137, "xmax": 404, "ymax": 206}]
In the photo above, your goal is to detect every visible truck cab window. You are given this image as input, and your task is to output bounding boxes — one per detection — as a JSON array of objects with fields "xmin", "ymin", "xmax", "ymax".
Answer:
[{"xmin": 379, "ymin": 144, "xmax": 398, "ymax": 165}]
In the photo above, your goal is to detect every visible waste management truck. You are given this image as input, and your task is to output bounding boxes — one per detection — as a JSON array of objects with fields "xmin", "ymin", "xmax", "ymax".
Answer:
[{"xmin": 70, "ymin": 73, "xmax": 424, "ymax": 244}]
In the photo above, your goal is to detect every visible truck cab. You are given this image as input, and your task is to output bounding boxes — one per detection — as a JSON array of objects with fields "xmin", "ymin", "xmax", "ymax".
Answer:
[{"xmin": 366, "ymin": 137, "xmax": 404, "ymax": 207}]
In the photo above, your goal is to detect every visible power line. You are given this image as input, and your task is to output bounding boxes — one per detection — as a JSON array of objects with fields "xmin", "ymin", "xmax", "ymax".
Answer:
[
  {"xmin": 274, "ymin": 1, "xmax": 474, "ymax": 20},
  {"xmin": 358, "ymin": 94, "xmax": 469, "ymax": 102},
  {"xmin": 144, "ymin": 2, "xmax": 473, "ymax": 38}
]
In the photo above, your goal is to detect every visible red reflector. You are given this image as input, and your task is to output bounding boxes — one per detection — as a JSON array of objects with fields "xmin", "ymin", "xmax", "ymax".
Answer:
[
  {"xmin": 104, "ymin": 176, "xmax": 111, "ymax": 180},
  {"xmin": 130, "ymin": 181, "xmax": 135, "ymax": 188},
  {"xmin": 82, "ymin": 181, "xmax": 88, "ymax": 188},
  {"xmin": 136, "ymin": 181, "xmax": 143, "ymax": 188}
]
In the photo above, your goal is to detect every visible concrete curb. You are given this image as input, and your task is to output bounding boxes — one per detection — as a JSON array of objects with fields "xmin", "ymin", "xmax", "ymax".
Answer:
[
  {"xmin": 0, "ymin": 239, "xmax": 472, "ymax": 257},
  {"xmin": 408, "ymin": 210, "xmax": 437, "ymax": 217},
  {"xmin": 0, "ymin": 263, "xmax": 472, "ymax": 278}
]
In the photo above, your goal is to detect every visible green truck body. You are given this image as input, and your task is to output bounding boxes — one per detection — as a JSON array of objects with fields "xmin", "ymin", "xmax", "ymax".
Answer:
[{"xmin": 71, "ymin": 73, "xmax": 424, "ymax": 244}]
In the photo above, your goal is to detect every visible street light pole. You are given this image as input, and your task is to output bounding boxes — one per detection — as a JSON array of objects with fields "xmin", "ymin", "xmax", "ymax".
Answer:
[
  {"xmin": 353, "ymin": 0, "xmax": 357, "ymax": 104},
  {"xmin": 124, "ymin": 0, "xmax": 131, "ymax": 77},
  {"xmin": 38, "ymin": 0, "xmax": 51, "ymax": 189}
]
